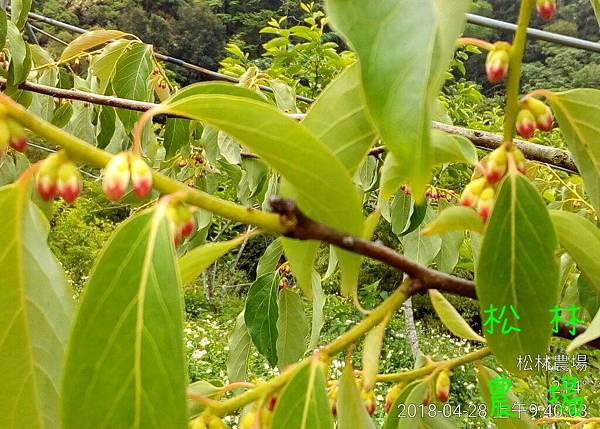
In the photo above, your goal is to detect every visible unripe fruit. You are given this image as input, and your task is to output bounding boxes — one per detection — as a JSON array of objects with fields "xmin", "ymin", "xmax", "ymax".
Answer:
[
  {"xmin": 57, "ymin": 162, "xmax": 82, "ymax": 204},
  {"xmin": 516, "ymin": 109, "xmax": 536, "ymax": 139},
  {"xmin": 435, "ymin": 369, "xmax": 451, "ymax": 402},
  {"xmin": 7, "ymin": 120, "xmax": 27, "ymax": 152},
  {"xmin": 102, "ymin": 152, "xmax": 130, "ymax": 201},
  {"xmin": 477, "ymin": 187, "xmax": 496, "ymax": 222},
  {"xmin": 130, "ymin": 156, "xmax": 153, "ymax": 198},
  {"xmin": 485, "ymin": 49, "xmax": 509, "ymax": 84},
  {"xmin": 36, "ymin": 153, "xmax": 62, "ymax": 201},
  {"xmin": 536, "ymin": 0, "xmax": 557, "ymax": 21}
]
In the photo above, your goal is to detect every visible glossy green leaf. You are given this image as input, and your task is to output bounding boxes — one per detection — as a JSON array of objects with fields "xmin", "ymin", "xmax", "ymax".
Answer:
[
  {"xmin": 379, "ymin": 153, "xmax": 406, "ymax": 201},
  {"xmin": 431, "ymin": 130, "xmax": 478, "ymax": 165},
  {"xmin": 65, "ymin": 102, "xmax": 95, "ymax": 143},
  {"xmin": 400, "ymin": 207, "xmax": 442, "ymax": 266},
  {"xmin": 547, "ymin": 89, "xmax": 600, "ymax": 212},
  {"xmin": 271, "ymin": 361, "xmax": 334, "ymax": 429},
  {"xmin": 322, "ymin": 246, "xmax": 338, "ymax": 281},
  {"xmin": 10, "ymin": 0, "xmax": 31, "ymax": 30},
  {"xmin": 217, "ymin": 131, "xmax": 241, "ymax": 164},
  {"xmin": 227, "ymin": 311, "xmax": 252, "ymax": 383},
  {"xmin": 282, "ymin": 238, "xmax": 319, "ymax": 298},
  {"xmin": 0, "ymin": 180, "xmax": 73, "ymax": 429},
  {"xmin": 90, "ymin": 39, "xmax": 133, "ymax": 94},
  {"xmin": 423, "ymin": 206, "xmax": 484, "ymax": 236},
  {"xmin": 361, "ymin": 316, "xmax": 389, "ymax": 392},
  {"xmin": 593, "ymin": 0, "xmax": 600, "ymax": 27},
  {"xmin": 169, "ymin": 82, "xmax": 267, "ymax": 104},
  {"xmin": 257, "ymin": 238, "xmax": 284, "ymax": 278},
  {"xmin": 309, "ymin": 270, "xmax": 325, "ymax": 350},
  {"xmin": 302, "ymin": 63, "xmax": 377, "ymax": 174},
  {"xmin": 476, "ymin": 364, "xmax": 535, "ymax": 429},
  {"xmin": 60, "ymin": 29, "xmax": 131, "ymax": 62},
  {"xmin": 429, "ymin": 290, "xmax": 485, "ymax": 342},
  {"xmin": 6, "ymin": 21, "xmax": 31, "ymax": 86},
  {"xmin": 97, "ymin": 106, "xmax": 117, "ymax": 149},
  {"xmin": 337, "ymin": 362, "xmax": 376, "ymax": 429},
  {"xmin": 434, "ymin": 200, "xmax": 466, "ymax": 273},
  {"xmin": 403, "ymin": 202, "xmax": 429, "ymax": 237},
  {"xmin": 179, "ymin": 233, "xmax": 252, "ymax": 286},
  {"xmin": 245, "ymin": 272, "xmax": 280, "ymax": 367},
  {"xmin": 277, "ymin": 289, "xmax": 308, "ymax": 369},
  {"xmin": 52, "ymin": 101, "xmax": 73, "ymax": 129},
  {"xmin": 390, "ymin": 191, "xmax": 414, "ymax": 236},
  {"xmin": 113, "ymin": 42, "xmax": 154, "ymax": 130},
  {"xmin": 550, "ymin": 210, "xmax": 600, "ymax": 298},
  {"xmin": 476, "ymin": 173, "xmax": 559, "ymax": 373},
  {"xmin": 62, "ymin": 206, "xmax": 187, "ymax": 429},
  {"xmin": 164, "ymin": 118, "xmax": 190, "ymax": 158},
  {"xmin": 326, "ymin": 0, "xmax": 469, "ymax": 201},
  {"xmin": 271, "ymin": 79, "xmax": 298, "ymax": 113}
]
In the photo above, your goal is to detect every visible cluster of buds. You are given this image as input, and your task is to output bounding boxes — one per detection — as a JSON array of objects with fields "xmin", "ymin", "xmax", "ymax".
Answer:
[
  {"xmin": 167, "ymin": 201, "xmax": 196, "ymax": 246},
  {"xmin": 516, "ymin": 97, "xmax": 554, "ymax": 139},
  {"xmin": 326, "ymin": 379, "xmax": 376, "ymax": 417},
  {"xmin": 102, "ymin": 152, "xmax": 153, "ymax": 201},
  {"xmin": 189, "ymin": 411, "xmax": 226, "ymax": 429},
  {"xmin": 435, "ymin": 369, "xmax": 452, "ymax": 403},
  {"xmin": 398, "ymin": 185, "xmax": 456, "ymax": 202},
  {"xmin": 35, "ymin": 152, "xmax": 82, "ymax": 204},
  {"xmin": 536, "ymin": 0, "xmax": 557, "ymax": 21},
  {"xmin": 0, "ymin": 106, "xmax": 28, "ymax": 159},
  {"xmin": 460, "ymin": 145, "xmax": 526, "ymax": 222},
  {"xmin": 485, "ymin": 42, "xmax": 511, "ymax": 84},
  {"xmin": 276, "ymin": 262, "xmax": 292, "ymax": 289}
]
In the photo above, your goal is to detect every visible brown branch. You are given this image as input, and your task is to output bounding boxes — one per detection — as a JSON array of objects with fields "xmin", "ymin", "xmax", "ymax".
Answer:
[
  {"xmin": 269, "ymin": 196, "xmax": 600, "ymax": 349},
  {"xmin": 2, "ymin": 78, "xmax": 578, "ymax": 174}
]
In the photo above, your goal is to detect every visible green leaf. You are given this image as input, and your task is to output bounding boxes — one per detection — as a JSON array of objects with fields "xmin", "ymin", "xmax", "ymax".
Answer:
[
  {"xmin": 271, "ymin": 361, "xmax": 334, "ymax": 429},
  {"xmin": 257, "ymin": 238, "xmax": 284, "ymax": 277},
  {"xmin": 431, "ymin": 130, "xmax": 478, "ymax": 165},
  {"xmin": 547, "ymin": 89, "xmax": 600, "ymax": 213},
  {"xmin": 302, "ymin": 63, "xmax": 377, "ymax": 174},
  {"xmin": 591, "ymin": 0, "xmax": 600, "ymax": 30},
  {"xmin": 245, "ymin": 272, "xmax": 280, "ymax": 367},
  {"xmin": 309, "ymin": 270, "xmax": 325, "ymax": 350},
  {"xmin": 361, "ymin": 317, "xmax": 389, "ymax": 392},
  {"xmin": 337, "ymin": 362, "xmax": 376, "ymax": 429},
  {"xmin": 476, "ymin": 364, "xmax": 535, "ymax": 429},
  {"xmin": 390, "ymin": 191, "xmax": 414, "ymax": 236},
  {"xmin": 271, "ymin": 79, "xmax": 298, "ymax": 113},
  {"xmin": 179, "ymin": 233, "xmax": 252, "ymax": 286},
  {"xmin": 6, "ymin": 21, "xmax": 31, "ymax": 86},
  {"xmin": 60, "ymin": 29, "xmax": 132, "ymax": 62},
  {"xmin": 62, "ymin": 206, "xmax": 187, "ymax": 429},
  {"xmin": 227, "ymin": 311, "xmax": 252, "ymax": 383},
  {"xmin": 10, "ymin": 0, "xmax": 31, "ymax": 30},
  {"xmin": 188, "ymin": 381, "xmax": 221, "ymax": 418},
  {"xmin": 400, "ymin": 207, "xmax": 442, "ymax": 266},
  {"xmin": 429, "ymin": 290, "xmax": 485, "ymax": 342},
  {"xmin": 97, "ymin": 106, "xmax": 117, "ymax": 149},
  {"xmin": 164, "ymin": 118, "xmax": 190, "ymax": 159},
  {"xmin": 282, "ymin": 238, "xmax": 319, "ymax": 298},
  {"xmin": 113, "ymin": 42, "xmax": 154, "ymax": 130},
  {"xmin": 476, "ymin": 173, "xmax": 559, "ymax": 373},
  {"xmin": 0, "ymin": 10, "xmax": 8, "ymax": 52},
  {"xmin": 277, "ymin": 289, "xmax": 308, "ymax": 369},
  {"xmin": 168, "ymin": 82, "xmax": 266, "ymax": 104},
  {"xmin": 423, "ymin": 206, "xmax": 484, "ymax": 236},
  {"xmin": 579, "ymin": 274, "xmax": 600, "ymax": 319},
  {"xmin": 217, "ymin": 131, "xmax": 241, "ymax": 164},
  {"xmin": 0, "ymin": 180, "xmax": 73, "ymax": 429},
  {"xmin": 326, "ymin": 0, "xmax": 469, "ymax": 201},
  {"xmin": 550, "ymin": 210, "xmax": 600, "ymax": 299},
  {"xmin": 382, "ymin": 381, "xmax": 419, "ymax": 429},
  {"xmin": 90, "ymin": 39, "xmax": 133, "ymax": 94},
  {"xmin": 52, "ymin": 101, "xmax": 73, "ymax": 128},
  {"xmin": 567, "ymin": 308, "xmax": 600, "ymax": 352},
  {"xmin": 65, "ymin": 101, "xmax": 95, "ymax": 143}
]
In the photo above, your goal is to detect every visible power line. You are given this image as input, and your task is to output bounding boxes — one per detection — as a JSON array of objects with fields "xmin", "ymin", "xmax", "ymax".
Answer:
[{"xmin": 29, "ymin": 24, "xmax": 69, "ymax": 46}]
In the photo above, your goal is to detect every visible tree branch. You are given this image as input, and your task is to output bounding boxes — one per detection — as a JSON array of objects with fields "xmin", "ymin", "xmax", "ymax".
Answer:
[{"xmin": 1, "ymin": 78, "xmax": 578, "ymax": 174}]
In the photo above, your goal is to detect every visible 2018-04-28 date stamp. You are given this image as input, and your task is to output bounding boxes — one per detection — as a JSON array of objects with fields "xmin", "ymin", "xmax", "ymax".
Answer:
[{"xmin": 394, "ymin": 402, "xmax": 589, "ymax": 419}]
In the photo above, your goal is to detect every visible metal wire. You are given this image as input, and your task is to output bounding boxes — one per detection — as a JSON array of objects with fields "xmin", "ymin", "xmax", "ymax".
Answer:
[
  {"xmin": 29, "ymin": 24, "xmax": 69, "ymax": 46},
  {"xmin": 27, "ymin": 141, "xmax": 101, "ymax": 180}
]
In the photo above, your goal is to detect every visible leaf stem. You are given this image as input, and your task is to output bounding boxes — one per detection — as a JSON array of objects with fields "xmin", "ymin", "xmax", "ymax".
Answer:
[
  {"xmin": 0, "ymin": 93, "xmax": 285, "ymax": 233},
  {"xmin": 502, "ymin": 0, "xmax": 535, "ymax": 146}
]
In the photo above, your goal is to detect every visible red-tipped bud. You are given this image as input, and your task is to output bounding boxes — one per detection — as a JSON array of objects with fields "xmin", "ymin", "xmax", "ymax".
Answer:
[
  {"xmin": 535, "ymin": 105, "xmax": 554, "ymax": 132},
  {"xmin": 485, "ymin": 147, "xmax": 508, "ymax": 184},
  {"xmin": 130, "ymin": 156, "xmax": 153, "ymax": 198},
  {"xmin": 511, "ymin": 148, "xmax": 527, "ymax": 173},
  {"xmin": 385, "ymin": 383, "xmax": 405, "ymax": 413},
  {"xmin": 35, "ymin": 153, "xmax": 62, "ymax": 201},
  {"xmin": 57, "ymin": 162, "xmax": 82, "ymax": 204},
  {"xmin": 460, "ymin": 178, "xmax": 487, "ymax": 208},
  {"xmin": 485, "ymin": 49, "xmax": 509, "ymax": 84},
  {"xmin": 516, "ymin": 109, "xmax": 537, "ymax": 139},
  {"xmin": 267, "ymin": 395, "xmax": 278, "ymax": 412},
  {"xmin": 360, "ymin": 389, "xmax": 377, "ymax": 416},
  {"xmin": 537, "ymin": 0, "xmax": 557, "ymax": 21},
  {"xmin": 436, "ymin": 370, "xmax": 451, "ymax": 403},
  {"xmin": 103, "ymin": 152, "xmax": 130, "ymax": 201},
  {"xmin": 7, "ymin": 120, "xmax": 27, "ymax": 152},
  {"xmin": 477, "ymin": 188, "xmax": 496, "ymax": 222},
  {"xmin": 524, "ymin": 97, "xmax": 554, "ymax": 132},
  {"xmin": 0, "ymin": 120, "xmax": 10, "ymax": 151}
]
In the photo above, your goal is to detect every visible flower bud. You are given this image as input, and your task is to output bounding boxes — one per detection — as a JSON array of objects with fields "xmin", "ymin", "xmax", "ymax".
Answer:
[
  {"xmin": 0, "ymin": 120, "xmax": 10, "ymax": 151},
  {"xmin": 178, "ymin": 205, "xmax": 195, "ymax": 237},
  {"xmin": 511, "ymin": 148, "xmax": 527, "ymax": 173},
  {"xmin": 485, "ymin": 147, "xmax": 508, "ymax": 184},
  {"xmin": 460, "ymin": 178, "xmax": 487, "ymax": 208},
  {"xmin": 57, "ymin": 162, "xmax": 82, "ymax": 204},
  {"xmin": 485, "ymin": 49, "xmax": 509, "ymax": 84},
  {"xmin": 35, "ymin": 153, "xmax": 63, "ymax": 201},
  {"xmin": 130, "ymin": 156, "xmax": 153, "ymax": 198},
  {"xmin": 516, "ymin": 109, "xmax": 537, "ymax": 139},
  {"xmin": 360, "ymin": 389, "xmax": 377, "ymax": 416},
  {"xmin": 7, "ymin": 119, "xmax": 27, "ymax": 152},
  {"xmin": 327, "ymin": 380, "xmax": 338, "ymax": 416},
  {"xmin": 102, "ymin": 152, "xmax": 130, "ymax": 201},
  {"xmin": 385, "ymin": 383, "xmax": 405, "ymax": 413},
  {"xmin": 537, "ymin": 0, "xmax": 557, "ymax": 21},
  {"xmin": 435, "ymin": 369, "xmax": 451, "ymax": 402},
  {"xmin": 524, "ymin": 97, "xmax": 554, "ymax": 132},
  {"xmin": 239, "ymin": 411, "xmax": 256, "ymax": 429},
  {"xmin": 477, "ymin": 187, "xmax": 496, "ymax": 222}
]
